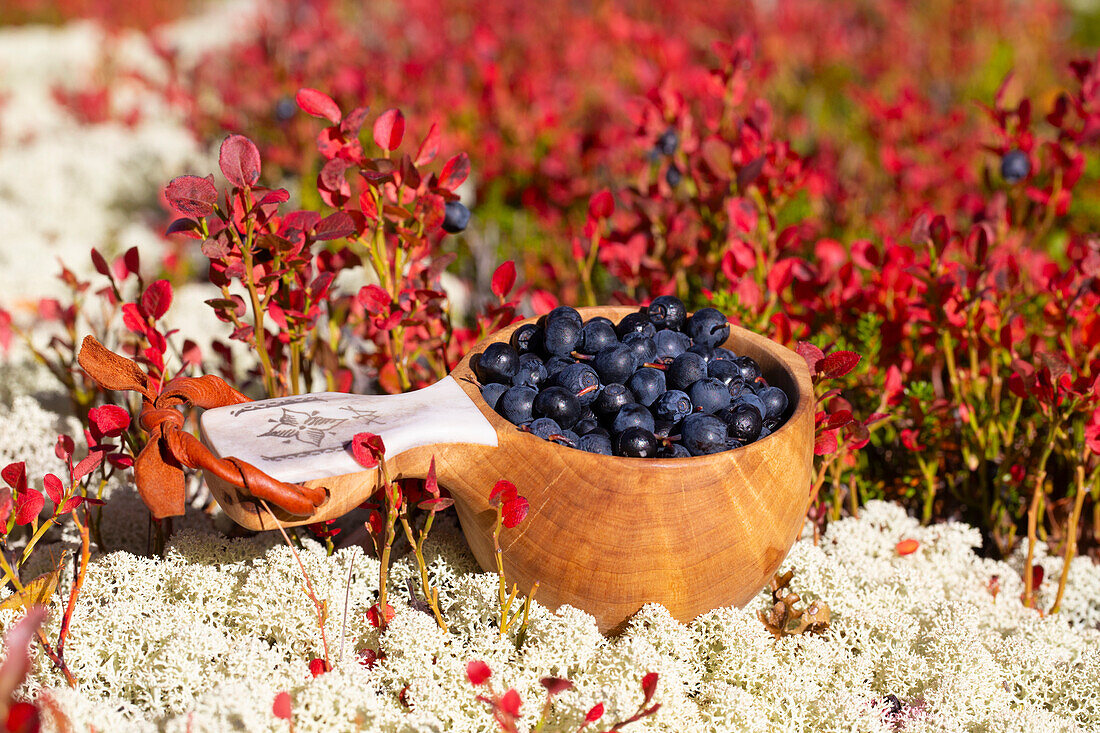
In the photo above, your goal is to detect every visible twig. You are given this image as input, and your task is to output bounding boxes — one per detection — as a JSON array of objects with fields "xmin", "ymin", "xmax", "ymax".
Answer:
[{"xmin": 1050, "ymin": 465, "xmax": 1089, "ymax": 614}]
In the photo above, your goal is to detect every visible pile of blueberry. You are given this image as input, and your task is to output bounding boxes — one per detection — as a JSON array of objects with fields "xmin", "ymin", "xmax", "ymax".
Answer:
[{"xmin": 472, "ymin": 298, "xmax": 791, "ymax": 458}]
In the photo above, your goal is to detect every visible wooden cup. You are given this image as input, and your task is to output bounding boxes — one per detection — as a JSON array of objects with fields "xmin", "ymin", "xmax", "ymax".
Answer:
[{"xmin": 200, "ymin": 306, "xmax": 814, "ymax": 632}]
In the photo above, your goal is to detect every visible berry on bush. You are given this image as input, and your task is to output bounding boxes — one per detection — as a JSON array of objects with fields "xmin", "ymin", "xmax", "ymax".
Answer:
[
  {"xmin": 442, "ymin": 200, "xmax": 471, "ymax": 233},
  {"xmin": 1000, "ymin": 149, "xmax": 1030, "ymax": 183}
]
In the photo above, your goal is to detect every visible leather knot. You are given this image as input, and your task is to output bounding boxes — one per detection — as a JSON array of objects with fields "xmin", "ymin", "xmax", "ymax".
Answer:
[{"xmin": 140, "ymin": 407, "xmax": 185, "ymax": 433}]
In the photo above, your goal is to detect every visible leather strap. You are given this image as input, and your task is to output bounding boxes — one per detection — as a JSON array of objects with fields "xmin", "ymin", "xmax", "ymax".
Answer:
[{"xmin": 77, "ymin": 336, "xmax": 328, "ymax": 519}]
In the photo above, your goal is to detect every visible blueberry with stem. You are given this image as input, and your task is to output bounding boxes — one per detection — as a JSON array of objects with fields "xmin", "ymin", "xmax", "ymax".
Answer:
[
  {"xmin": 646, "ymin": 295, "xmax": 686, "ymax": 331},
  {"xmin": 556, "ymin": 363, "xmax": 601, "ymax": 405},
  {"xmin": 533, "ymin": 386, "xmax": 582, "ymax": 429},
  {"xmin": 527, "ymin": 417, "xmax": 562, "ymax": 440},
  {"xmin": 686, "ymin": 307, "xmax": 730, "ymax": 348}
]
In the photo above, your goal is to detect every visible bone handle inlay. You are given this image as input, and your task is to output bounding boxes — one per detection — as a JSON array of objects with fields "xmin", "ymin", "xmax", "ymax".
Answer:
[{"xmin": 198, "ymin": 376, "xmax": 498, "ymax": 484}]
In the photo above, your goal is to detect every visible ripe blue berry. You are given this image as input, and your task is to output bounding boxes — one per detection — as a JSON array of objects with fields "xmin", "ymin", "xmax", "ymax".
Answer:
[
  {"xmin": 1001, "ymin": 149, "xmax": 1030, "ymax": 184},
  {"xmin": 659, "ymin": 443, "xmax": 691, "ymax": 459},
  {"xmin": 547, "ymin": 306, "xmax": 583, "ymax": 326},
  {"xmin": 474, "ymin": 342, "xmax": 519, "ymax": 384},
  {"xmin": 667, "ymin": 352, "xmax": 708, "ymax": 391},
  {"xmin": 544, "ymin": 355, "xmax": 576, "ymax": 381},
  {"xmin": 646, "ymin": 295, "xmax": 687, "ymax": 330},
  {"xmin": 480, "ymin": 383, "xmax": 508, "ymax": 410},
  {"xmin": 512, "ymin": 354, "xmax": 547, "ymax": 389},
  {"xmin": 534, "ymin": 386, "xmax": 582, "ymax": 429},
  {"xmin": 623, "ymin": 332, "xmax": 657, "ymax": 365},
  {"xmin": 497, "ymin": 386, "xmax": 537, "ymax": 424},
  {"xmin": 550, "ymin": 429, "xmax": 580, "ymax": 449},
  {"xmin": 442, "ymin": 201, "xmax": 471, "ymax": 233},
  {"xmin": 758, "ymin": 385, "xmax": 789, "ymax": 421},
  {"xmin": 653, "ymin": 389, "xmax": 693, "ymax": 424},
  {"xmin": 665, "ymin": 165, "xmax": 682, "ymax": 188},
  {"xmin": 510, "ymin": 323, "xmax": 541, "ymax": 353},
  {"xmin": 578, "ymin": 319, "xmax": 618, "ymax": 355},
  {"xmin": 681, "ymin": 414, "xmax": 727, "ymax": 456},
  {"xmin": 655, "ymin": 329, "xmax": 690, "ymax": 360},
  {"xmin": 579, "ymin": 432, "xmax": 613, "ymax": 455},
  {"xmin": 628, "ymin": 367, "xmax": 666, "ymax": 407},
  {"xmin": 686, "ymin": 307, "xmax": 730, "ymax": 348},
  {"xmin": 656, "ymin": 129, "xmax": 679, "ymax": 156},
  {"xmin": 733, "ymin": 355, "xmax": 761, "ymax": 382},
  {"xmin": 528, "ymin": 417, "xmax": 562, "ymax": 440},
  {"xmin": 593, "ymin": 383, "xmax": 634, "ymax": 417},
  {"xmin": 687, "ymin": 344, "xmax": 717, "ymax": 363},
  {"xmin": 556, "ymin": 363, "xmax": 601, "ymax": 405},
  {"xmin": 708, "ymin": 359, "xmax": 741, "ymax": 386},
  {"xmin": 612, "ymin": 403, "xmax": 656, "ymax": 435},
  {"xmin": 593, "ymin": 344, "xmax": 637, "ymax": 385},
  {"xmin": 542, "ymin": 317, "xmax": 581, "ymax": 356},
  {"xmin": 274, "ymin": 97, "xmax": 297, "ymax": 122},
  {"xmin": 574, "ymin": 418, "xmax": 599, "ymax": 435},
  {"xmin": 688, "ymin": 377, "xmax": 731, "ymax": 414},
  {"xmin": 616, "ymin": 427, "xmax": 658, "ymax": 457},
  {"xmin": 738, "ymin": 392, "xmax": 767, "ymax": 421},
  {"xmin": 615, "ymin": 312, "xmax": 656, "ymax": 340},
  {"xmin": 727, "ymin": 403, "xmax": 762, "ymax": 443}
]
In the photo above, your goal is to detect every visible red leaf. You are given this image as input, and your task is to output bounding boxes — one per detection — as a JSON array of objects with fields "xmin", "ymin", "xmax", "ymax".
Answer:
[
  {"xmin": 585, "ymin": 702, "xmax": 605, "ymax": 722},
  {"xmin": 219, "ymin": 134, "xmax": 262, "ymax": 188},
  {"xmin": 540, "ymin": 677, "xmax": 573, "ymax": 696},
  {"xmin": 91, "ymin": 248, "xmax": 111, "ymax": 277},
  {"xmin": 0, "ymin": 487, "xmax": 11, "ymax": 527},
  {"xmin": 295, "ymin": 88, "xmax": 341, "ymax": 124},
  {"xmin": 825, "ymin": 410, "xmax": 853, "ymax": 430},
  {"xmin": 820, "ymin": 351, "xmax": 861, "ymax": 379},
  {"xmin": 424, "ymin": 457, "xmax": 439, "ymax": 499},
  {"xmin": 438, "ymin": 153, "xmax": 471, "ymax": 191},
  {"xmin": 164, "ymin": 175, "xmax": 217, "ymax": 218},
  {"xmin": 141, "ymin": 280, "xmax": 173, "ymax": 320},
  {"xmin": 896, "ymin": 539, "xmax": 919, "ymax": 556},
  {"xmin": 272, "ymin": 691, "xmax": 292, "ymax": 721},
  {"xmin": 366, "ymin": 603, "xmax": 395, "ymax": 627},
  {"xmin": 14, "ymin": 489, "xmax": 43, "ymax": 525},
  {"xmin": 796, "ymin": 342, "xmax": 825, "ymax": 374},
  {"xmin": 181, "ymin": 339, "xmax": 202, "ymax": 367},
  {"xmin": 530, "ymin": 289, "xmax": 558, "ymax": 315},
  {"xmin": 123, "ymin": 246, "xmax": 141, "ymax": 278},
  {"xmin": 373, "ymin": 109, "xmax": 405, "ymax": 151},
  {"xmin": 1031, "ymin": 564, "xmax": 1044, "ymax": 588},
  {"xmin": 588, "ymin": 189, "xmax": 615, "ymax": 220},
  {"xmin": 415, "ymin": 123, "xmax": 441, "ymax": 166},
  {"xmin": 308, "ymin": 658, "xmax": 328, "ymax": 677},
  {"xmin": 314, "ymin": 211, "xmax": 355, "ymax": 240},
  {"xmin": 490, "ymin": 480, "xmax": 517, "ymax": 504},
  {"xmin": 491, "ymin": 261, "xmax": 516, "ymax": 299},
  {"xmin": 641, "ymin": 672, "xmax": 659, "ymax": 703},
  {"xmin": 813, "ymin": 429, "xmax": 839, "ymax": 456},
  {"xmin": 351, "ymin": 432, "xmax": 386, "ymax": 468},
  {"xmin": 89, "ymin": 404, "xmax": 130, "ymax": 438},
  {"xmin": 72, "ymin": 451, "xmax": 104, "ymax": 483},
  {"xmin": 122, "ymin": 303, "xmax": 147, "ymax": 335},
  {"xmin": 54, "ymin": 435, "xmax": 74, "ymax": 462},
  {"xmin": 2, "ymin": 462, "xmax": 26, "ymax": 492},
  {"xmin": 357, "ymin": 285, "xmax": 391, "ymax": 313},
  {"xmin": 500, "ymin": 688, "xmax": 522, "ymax": 717},
  {"xmin": 466, "ymin": 660, "xmax": 491, "ymax": 686},
  {"xmin": 417, "ymin": 497, "xmax": 454, "ymax": 513},
  {"xmin": 502, "ymin": 496, "xmax": 529, "ymax": 528},
  {"xmin": 59, "ymin": 496, "xmax": 84, "ymax": 514},
  {"xmin": 43, "ymin": 474, "xmax": 63, "ymax": 506}
]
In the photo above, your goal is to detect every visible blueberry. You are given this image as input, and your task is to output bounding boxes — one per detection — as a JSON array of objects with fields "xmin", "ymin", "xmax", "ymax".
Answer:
[
  {"xmin": 274, "ymin": 97, "xmax": 297, "ymax": 122},
  {"xmin": 667, "ymin": 352, "xmax": 708, "ymax": 391},
  {"xmin": 611, "ymin": 403, "xmax": 655, "ymax": 435},
  {"xmin": 544, "ymin": 355, "xmax": 576, "ymax": 380},
  {"xmin": 688, "ymin": 377, "xmax": 731, "ymax": 415},
  {"xmin": 593, "ymin": 383, "xmax": 635, "ymax": 417},
  {"xmin": 687, "ymin": 344, "xmax": 717, "ymax": 363},
  {"xmin": 543, "ymin": 316, "xmax": 581, "ymax": 356},
  {"xmin": 549, "ymin": 429, "xmax": 580, "ymax": 449},
  {"xmin": 628, "ymin": 367, "xmax": 666, "ymax": 407},
  {"xmin": 646, "ymin": 295, "xmax": 687, "ymax": 331},
  {"xmin": 726, "ymin": 377, "xmax": 748, "ymax": 400},
  {"xmin": 578, "ymin": 432, "xmax": 613, "ymax": 455},
  {"xmin": 738, "ymin": 392, "xmax": 767, "ymax": 421},
  {"xmin": 498, "ymin": 386, "xmax": 537, "ymax": 424},
  {"xmin": 653, "ymin": 389, "xmax": 693, "ymax": 424},
  {"xmin": 474, "ymin": 342, "xmax": 519, "ymax": 384},
  {"xmin": 681, "ymin": 414, "xmax": 727, "ymax": 456},
  {"xmin": 480, "ymin": 382, "xmax": 508, "ymax": 410},
  {"xmin": 655, "ymin": 329, "xmax": 690, "ymax": 360},
  {"xmin": 659, "ymin": 443, "xmax": 691, "ymax": 459},
  {"xmin": 442, "ymin": 201, "xmax": 471, "ymax": 234},
  {"xmin": 623, "ymin": 332, "xmax": 657, "ymax": 365},
  {"xmin": 586, "ymin": 426, "xmax": 610, "ymax": 439},
  {"xmin": 587, "ymin": 316, "xmax": 614, "ymax": 328},
  {"xmin": 533, "ymin": 386, "xmax": 582, "ymax": 429},
  {"xmin": 547, "ymin": 306, "xmax": 583, "ymax": 327},
  {"xmin": 616, "ymin": 427, "xmax": 658, "ymax": 457},
  {"xmin": 686, "ymin": 307, "xmax": 730, "ymax": 348},
  {"xmin": 727, "ymin": 403, "xmax": 762, "ymax": 443},
  {"xmin": 574, "ymin": 418, "xmax": 599, "ymax": 435},
  {"xmin": 512, "ymin": 355, "xmax": 547, "ymax": 389},
  {"xmin": 656, "ymin": 129, "xmax": 679, "ymax": 156},
  {"xmin": 665, "ymin": 165, "xmax": 682, "ymax": 188},
  {"xmin": 578, "ymin": 319, "xmax": 618, "ymax": 355},
  {"xmin": 556, "ymin": 363, "xmax": 601, "ymax": 405},
  {"xmin": 733, "ymin": 355, "xmax": 761, "ymax": 382},
  {"xmin": 615, "ymin": 312, "xmax": 656, "ymax": 340},
  {"xmin": 708, "ymin": 359, "xmax": 741, "ymax": 386},
  {"xmin": 758, "ymin": 386, "xmax": 789, "ymax": 421},
  {"xmin": 713, "ymin": 348, "xmax": 737, "ymax": 361},
  {"xmin": 510, "ymin": 323, "xmax": 541, "ymax": 354},
  {"xmin": 528, "ymin": 417, "xmax": 562, "ymax": 440},
  {"xmin": 1001, "ymin": 149, "xmax": 1030, "ymax": 184},
  {"xmin": 593, "ymin": 344, "xmax": 637, "ymax": 385}
]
